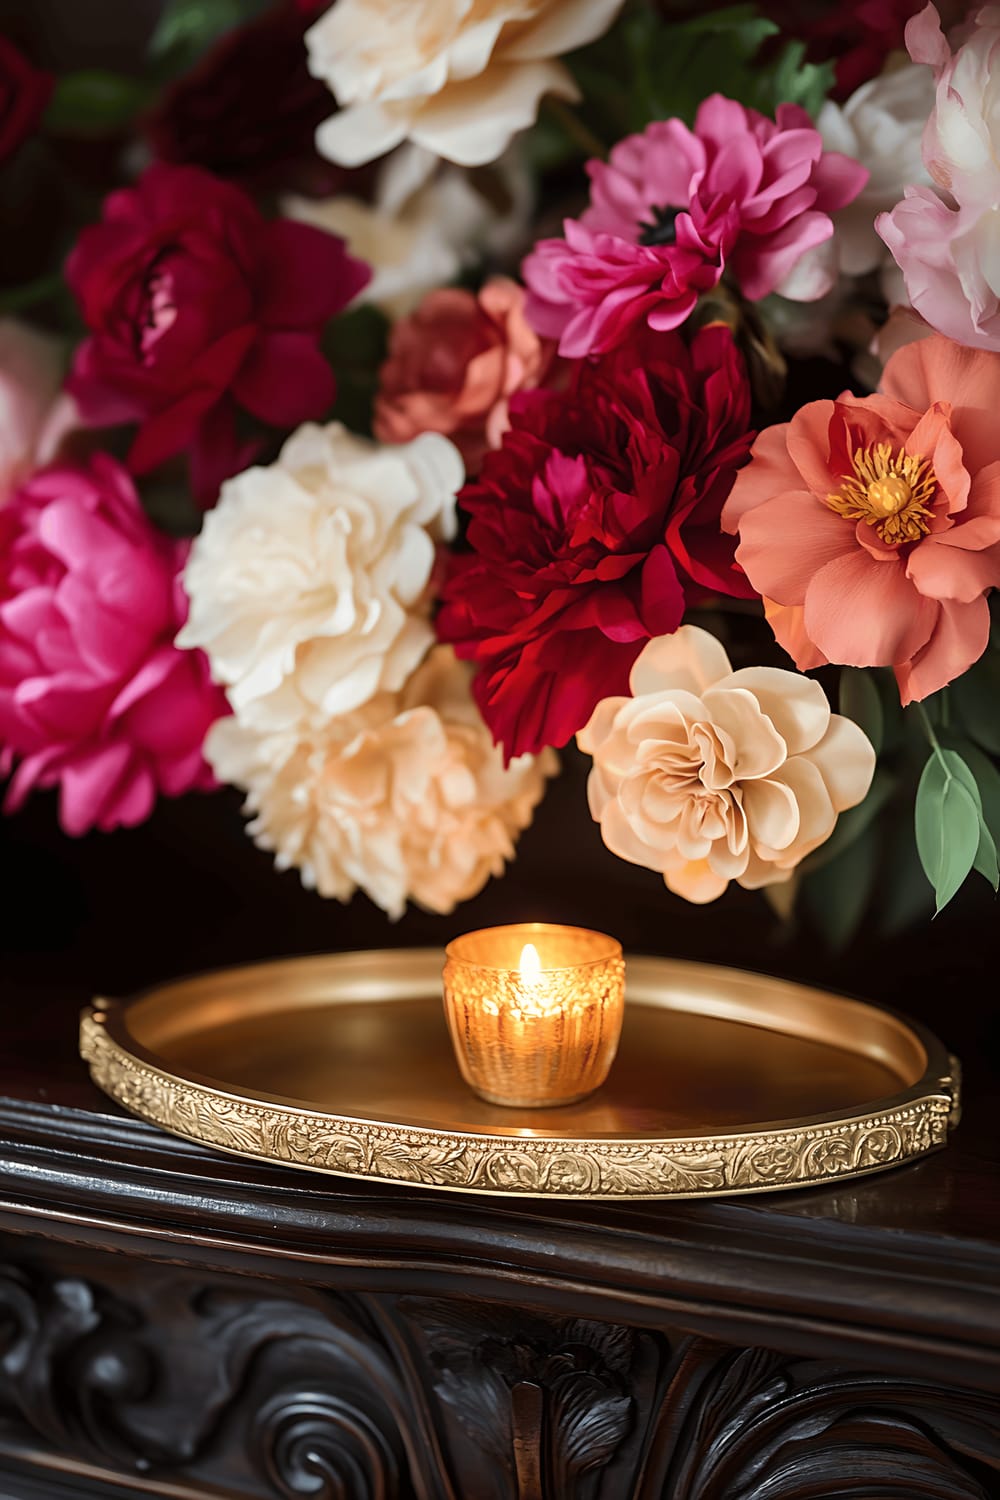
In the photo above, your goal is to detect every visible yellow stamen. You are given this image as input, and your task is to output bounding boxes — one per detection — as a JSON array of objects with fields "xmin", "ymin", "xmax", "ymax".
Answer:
[{"xmin": 826, "ymin": 440, "xmax": 937, "ymax": 544}]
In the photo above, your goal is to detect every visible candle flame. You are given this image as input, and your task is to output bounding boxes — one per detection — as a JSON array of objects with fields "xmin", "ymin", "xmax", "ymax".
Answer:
[{"xmin": 519, "ymin": 942, "xmax": 541, "ymax": 983}]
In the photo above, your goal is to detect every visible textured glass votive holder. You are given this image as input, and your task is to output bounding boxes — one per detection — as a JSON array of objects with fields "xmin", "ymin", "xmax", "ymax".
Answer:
[{"xmin": 442, "ymin": 923, "xmax": 626, "ymax": 1108}]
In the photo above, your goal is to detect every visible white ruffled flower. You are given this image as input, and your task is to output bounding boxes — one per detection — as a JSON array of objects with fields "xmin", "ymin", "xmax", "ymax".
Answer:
[
  {"xmin": 578, "ymin": 626, "xmax": 875, "ymax": 905},
  {"xmin": 178, "ymin": 422, "xmax": 461, "ymax": 732},
  {"xmin": 305, "ymin": 0, "xmax": 625, "ymax": 168},
  {"xmin": 207, "ymin": 646, "xmax": 558, "ymax": 918},
  {"xmin": 286, "ymin": 143, "xmax": 533, "ymax": 320},
  {"xmin": 817, "ymin": 58, "xmax": 935, "ymax": 282}
]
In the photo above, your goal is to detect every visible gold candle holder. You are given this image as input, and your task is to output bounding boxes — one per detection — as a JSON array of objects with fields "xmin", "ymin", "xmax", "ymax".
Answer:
[{"xmin": 442, "ymin": 923, "xmax": 625, "ymax": 1108}]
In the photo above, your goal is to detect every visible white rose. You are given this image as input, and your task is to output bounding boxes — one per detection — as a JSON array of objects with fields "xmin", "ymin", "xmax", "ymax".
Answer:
[
  {"xmin": 306, "ymin": 0, "xmax": 625, "ymax": 168},
  {"xmin": 286, "ymin": 143, "xmax": 533, "ymax": 320},
  {"xmin": 578, "ymin": 626, "xmax": 875, "ymax": 905},
  {"xmin": 207, "ymin": 646, "xmax": 558, "ymax": 918},
  {"xmin": 817, "ymin": 59, "xmax": 935, "ymax": 281},
  {"xmin": 178, "ymin": 422, "xmax": 462, "ymax": 732}
]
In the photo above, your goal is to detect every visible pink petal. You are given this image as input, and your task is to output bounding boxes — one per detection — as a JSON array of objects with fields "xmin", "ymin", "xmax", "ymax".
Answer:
[
  {"xmin": 804, "ymin": 548, "xmax": 938, "ymax": 667},
  {"xmin": 232, "ymin": 333, "xmax": 334, "ymax": 425},
  {"xmin": 895, "ymin": 595, "xmax": 990, "ymax": 703}
]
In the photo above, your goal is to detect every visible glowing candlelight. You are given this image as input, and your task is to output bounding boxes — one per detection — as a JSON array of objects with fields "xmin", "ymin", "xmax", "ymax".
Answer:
[{"xmin": 442, "ymin": 923, "xmax": 625, "ymax": 1108}]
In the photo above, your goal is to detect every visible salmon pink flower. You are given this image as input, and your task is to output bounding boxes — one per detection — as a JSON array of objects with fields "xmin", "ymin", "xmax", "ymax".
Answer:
[
  {"xmin": 0, "ymin": 456, "xmax": 226, "ymax": 835},
  {"xmin": 523, "ymin": 95, "xmax": 867, "ymax": 357},
  {"xmin": 438, "ymin": 325, "xmax": 756, "ymax": 758},
  {"xmin": 374, "ymin": 277, "xmax": 556, "ymax": 473},
  {"xmin": 723, "ymin": 335, "xmax": 1000, "ymax": 704}
]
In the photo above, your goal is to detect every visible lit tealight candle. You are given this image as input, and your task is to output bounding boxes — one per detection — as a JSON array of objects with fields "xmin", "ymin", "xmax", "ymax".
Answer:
[{"xmin": 442, "ymin": 923, "xmax": 625, "ymax": 1108}]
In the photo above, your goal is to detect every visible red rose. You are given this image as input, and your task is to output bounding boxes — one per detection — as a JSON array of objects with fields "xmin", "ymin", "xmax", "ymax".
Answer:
[
  {"xmin": 0, "ymin": 36, "xmax": 52, "ymax": 166},
  {"xmin": 66, "ymin": 163, "xmax": 369, "ymax": 503},
  {"xmin": 144, "ymin": 1, "xmax": 341, "ymax": 195},
  {"xmin": 437, "ymin": 325, "xmax": 756, "ymax": 759}
]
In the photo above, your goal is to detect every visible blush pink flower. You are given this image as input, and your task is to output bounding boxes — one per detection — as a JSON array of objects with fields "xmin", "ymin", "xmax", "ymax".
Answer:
[
  {"xmin": 374, "ymin": 277, "xmax": 556, "ymax": 472},
  {"xmin": 523, "ymin": 95, "xmax": 868, "ymax": 357},
  {"xmin": 0, "ymin": 456, "xmax": 227, "ymax": 835},
  {"xmin": 875, "ymin": 6, "xmax": 1000, "ymax": 354},
  {"xmin": 722, "ymin": 334, "xmax": 1000, "ymax": 704}
]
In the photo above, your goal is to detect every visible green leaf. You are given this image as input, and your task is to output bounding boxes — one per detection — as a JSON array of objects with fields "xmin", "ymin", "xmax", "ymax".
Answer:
[
  {"xmin": 800, "ymin": 766, "xmax": 895, "ymax": 874},
  {"xmin": 839, "ymin": 668, "xmax": 883, "ymax": 755},
  {"xmin": 45, "ymin": 72, "xmax": 152, "ymax": 135},
  {"xmin": 148, "ymin": 0, "xmax": 268, "ymax": 70},
  {"xmin": 974, "ymin": 822, "xmax": 1000, "ymax": 890},
  {"xmin": 959, "ymin": 741, "xmax": 1000, "ymax": 845},
  {"xmin": 914, "ymin": 748, "xmax": 983, "ymax": 913},
  {"xmin": 802, "ymin": 819, "xmax": 879, "ymax": 950},
  {"xmin": 879, "ymin": 808, "xmax": 934, "ymax": 936}
]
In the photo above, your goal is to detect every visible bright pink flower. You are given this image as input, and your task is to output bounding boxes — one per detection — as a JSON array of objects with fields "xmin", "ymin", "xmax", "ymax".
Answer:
[
  {"xmin": 66, "ymin": 164, "xmax": 370, "ymax": 504},
  {"xmin": 374, "ymin": 277, "xmax": 556, "ymax": 474},
  {"xmin": 0, "ymin": 456, "xmax": 227, "ymax": 835},
  {"xmin": 722, "ymin": 334, "xmax": 1000, "ymax": 704},
  {"xmin": 523, "ymin": 96, "xmax": 867, "ymax": 357},
  {"xmin": 437, "ymin": 325, "xmax": 756, "ymax": 758}
]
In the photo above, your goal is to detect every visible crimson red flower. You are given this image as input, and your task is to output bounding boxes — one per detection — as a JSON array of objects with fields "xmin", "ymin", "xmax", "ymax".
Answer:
[
  {"xmin": 144, "ymin": 1, "xmax": 342, "ymax": 195},
  {"xmin": 0, "ymin": 36, "xmax": 52, "ymax": 166},
  {"xmin": 66, "ymin": 163, "xmax": 370, "ymax": 503},
  {"xmin": 437, "ymin": 325, "xmax": 756, "ymax": 758}
]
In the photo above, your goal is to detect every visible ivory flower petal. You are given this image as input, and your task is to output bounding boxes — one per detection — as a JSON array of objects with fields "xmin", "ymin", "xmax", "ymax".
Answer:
[
  {"xmin": 179, "ymin": 421, "xmax": 462, "ymax": 732},
  {"xmin": 306, "ymin": 0, "xmax": 624, "ymax": 167},
  {"xmin": 578, "ymin": 625, "xmax": 875, "ymax": 904}
]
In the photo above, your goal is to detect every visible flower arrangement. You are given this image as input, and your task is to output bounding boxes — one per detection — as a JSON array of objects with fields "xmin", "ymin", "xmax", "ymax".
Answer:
[{"xmin": 2, "ymin": 0, "xmax": 999, "ymax": 944}]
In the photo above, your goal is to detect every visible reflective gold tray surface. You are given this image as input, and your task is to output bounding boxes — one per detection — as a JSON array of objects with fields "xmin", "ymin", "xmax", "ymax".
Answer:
[{"xmin": 79, "ymin": 950, "xmax": 959, "ymax": 1199}]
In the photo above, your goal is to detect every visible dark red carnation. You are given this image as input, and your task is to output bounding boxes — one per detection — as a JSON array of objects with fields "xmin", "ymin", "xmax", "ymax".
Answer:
[
  {"xmin": 66, "ymin": 163, "xmax": 370, "ymax": 504},
  {"xmin": 437, "ymin": 325, "xmax": 756, "ymax": 759},
  {"xmin": 144, "ymin": 1, "xmax": 341, "ymax": 196},
  {"xmin": 0, "ymin": 36, "xmax": 53, "ymax": 166}
]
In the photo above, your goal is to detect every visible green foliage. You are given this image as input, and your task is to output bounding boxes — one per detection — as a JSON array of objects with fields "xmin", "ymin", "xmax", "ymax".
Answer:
[
  {"xmin": 914, "ymin": 745, "xmax": 997, "ymax": 913},
  {"xmin": 801, "ymin": 818, "xmax": 879, "ymax": 952},
  {"xmin": 45, "ymin": 73, "xmax": 152, "ymax": 135},
  {"xmin": 839, "ymin": 667, "xmax": 884, "ymax": 756},
  {"xmin": 611, "ymin": 4, "xmax": 834, "ymax": 133},
  {"xmin": 148, "ymin": 0, "xmax": 270, "ymax": 73},
  {"xmin": 325, "ymin": 304, "xmax": 390, "ymax": 439},
  {"xmin": 950, "ymin": 644, "xmax": 1000, "ymax": 755}
]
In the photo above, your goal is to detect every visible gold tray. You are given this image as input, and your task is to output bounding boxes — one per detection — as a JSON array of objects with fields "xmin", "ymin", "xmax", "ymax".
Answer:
[{"xmin": 79, "ymin": 950, "xmax": 959, "ymax": 1200}]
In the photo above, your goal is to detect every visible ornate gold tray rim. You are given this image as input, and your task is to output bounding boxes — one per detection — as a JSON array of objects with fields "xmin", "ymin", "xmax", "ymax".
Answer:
[{"xmin": 79, "ymin": 950, "xmax": 960, "ymax": 1200}]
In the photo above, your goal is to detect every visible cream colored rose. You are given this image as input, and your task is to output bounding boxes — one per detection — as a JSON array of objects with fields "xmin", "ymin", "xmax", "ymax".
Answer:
[
  {"xmin": 286, "ymin": 143, "xmax": 533, "ymax": 320},
  {"xmin": 207, "ymin": 646, "xmax": 558, "ymax": 918},
  {"xmin": 178, "ymin": 421, "xmax": 461, "ymax": 732},
  {"xmin": 578, "ymin": 626, "xmax": 875, "ymax": 904},
  {"xmin": 306, "ymin": 0, "xmax": 625, "ymax": 167}
]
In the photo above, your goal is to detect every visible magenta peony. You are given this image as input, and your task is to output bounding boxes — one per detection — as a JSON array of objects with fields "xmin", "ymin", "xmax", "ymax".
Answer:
[
  {"xmin": 437, "ymin": 325, "xmax": 756, "ymax": 759},
  {"xmin": 66, "ymin": 164, "xmax": 370, "ymax": 503},
  {"xmin": 0, "ymin": 456, "xmax": 226, "ymax": 835},
  {"xmin": 523, "ymin": 95, "xmax": 868, "ymax": 357}
]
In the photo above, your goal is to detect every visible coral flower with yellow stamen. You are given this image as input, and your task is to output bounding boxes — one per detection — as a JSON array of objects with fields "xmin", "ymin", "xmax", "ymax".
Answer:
[{"xmin": 722, "ymin": 335, "xmax": 1000, "ymax": 704}]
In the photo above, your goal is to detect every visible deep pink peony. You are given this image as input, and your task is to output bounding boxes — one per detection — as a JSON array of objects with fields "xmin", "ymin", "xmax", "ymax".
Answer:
[
  {"xmin": 723, "ymin": 335, "xmax": 1000, "ymax": 704},
  {"xmin": 437, "ymin": 325, "xmax": 756, "ymax": 758},
  {"xmin": 0, "ymin": 456, "xmax": 227, "ymax": 835},
  {"xmin": 66, "ymin": 164, "xmax": 370, "ymax": 503},
  {"xmin": 523, "ymin": 95, "xmax": 868, "ymax": 357}
]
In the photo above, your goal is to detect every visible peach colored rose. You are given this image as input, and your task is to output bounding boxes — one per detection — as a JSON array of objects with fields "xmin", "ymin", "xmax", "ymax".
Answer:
[
  {"xmin": 374, "ymin": 277, "xmax": 555, "ymax": 471},
  {"xmin": 306, "ymin": 0, "xmax": 626, "ymax": 167},
  {"xmin": 578, "ymin": 625, "xmax": 875, "ymax": 903},
  {"xmin": 723, "ymin": 334, "xmax": 1000, "ymax": 704},
  {"xmin": 206, "ymin": 645, "xmax": 557, "ymax": 918}
]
